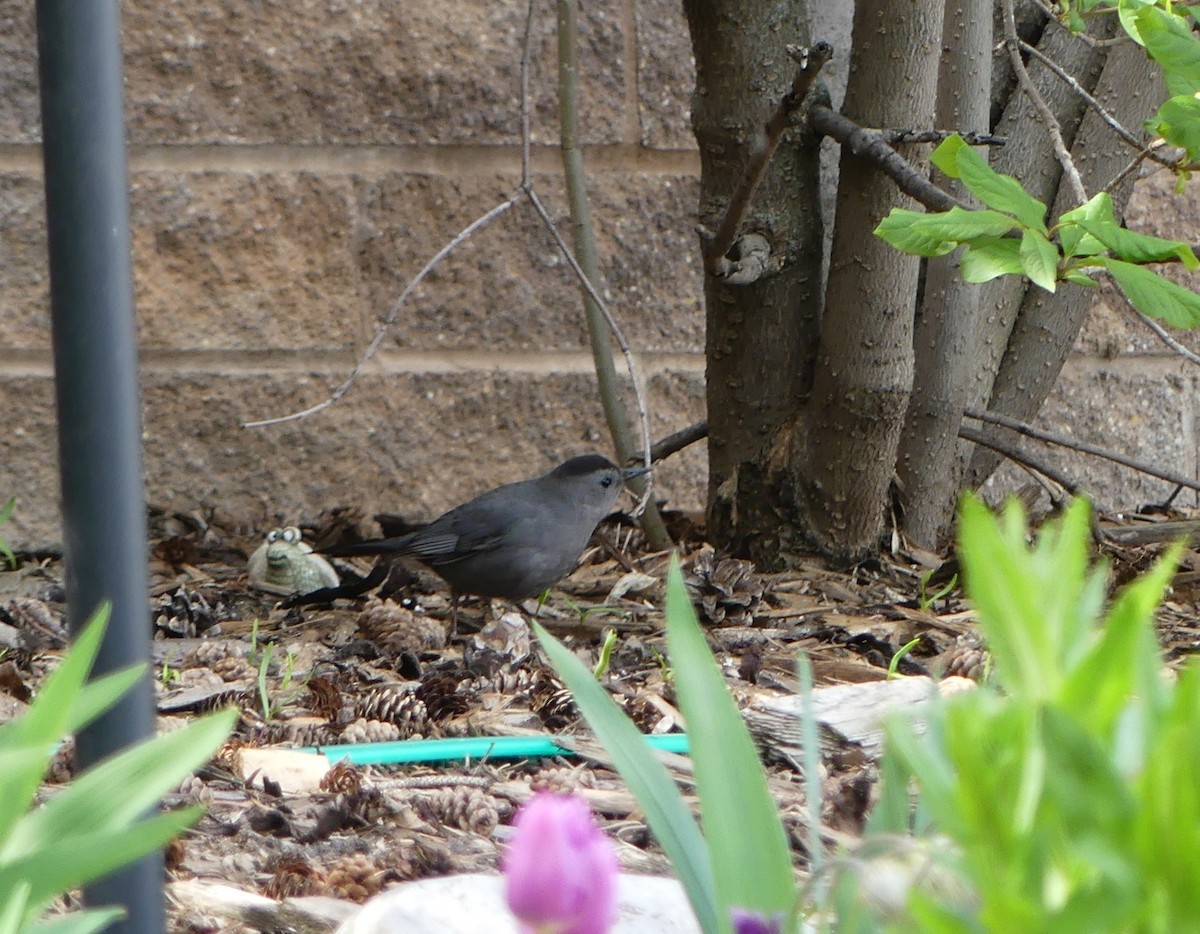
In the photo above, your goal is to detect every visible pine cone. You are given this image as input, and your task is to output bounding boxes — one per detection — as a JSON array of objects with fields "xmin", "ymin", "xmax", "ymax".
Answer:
[
  {"xmin": 154, "ymin": 586, "xmax": 218, "ymax": 638},
  {"xmin": 357, "ymin": 598, "xmax": 447, "ymax": 655},
  {"xmin": 340, "ymin": 717, "xmax": 403, "ymax": 744},
  {"xmin": 325, "ymin": 853, "xmax": 390, "ymax": 902},
  {"xmin": 943, "ymin": 642, "xmax": 990, "ymax": 682},
  {"xmin": 421, "ymin": 786, "xmax": 499, "ymax": 836},
  {"xmin": 2, "ymin": 597, "xmax": 67, "ymax": 650},
  {"xmin": 354, "ymin": 685, "xmax": 429, "ymax": 737},
  {"xmin": 685, "ymin": 548, "xmax": 765, "ymax": 627}
]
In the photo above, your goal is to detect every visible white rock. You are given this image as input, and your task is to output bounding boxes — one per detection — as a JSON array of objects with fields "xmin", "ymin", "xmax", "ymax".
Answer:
[{"xmin": 338, "ymin": 872, "xmax": 702, "ymax": 934}]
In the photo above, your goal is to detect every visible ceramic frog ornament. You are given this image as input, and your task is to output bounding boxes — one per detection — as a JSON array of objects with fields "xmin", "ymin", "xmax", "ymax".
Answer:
[{"xmin": 247, "ymin": 526, "xmax": 339, "ymax": 596}]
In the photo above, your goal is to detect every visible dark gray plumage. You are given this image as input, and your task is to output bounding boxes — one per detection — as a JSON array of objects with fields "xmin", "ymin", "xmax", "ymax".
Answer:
[{"xmin": 322, "ymin": 455, "xmax": 650, "ymax": 600}]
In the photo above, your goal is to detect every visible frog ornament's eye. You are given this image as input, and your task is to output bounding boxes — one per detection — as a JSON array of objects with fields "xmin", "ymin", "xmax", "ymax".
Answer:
[
  {"xmin": 266, "ymin": 528, "xmax": 283, "ymax": 543},
  {"xmin": 281, "ymin": 526, "xmax": 302, "ymax": 543}
]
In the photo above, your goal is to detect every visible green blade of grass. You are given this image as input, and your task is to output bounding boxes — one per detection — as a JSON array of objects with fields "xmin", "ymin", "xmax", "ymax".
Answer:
[
  {"xmin": 534, "ymin": 621, "xmax": 719, "ymax": 934},
  {"xmin": 664, "ymin": 557, "xmax": 795, "ymax": 928}
]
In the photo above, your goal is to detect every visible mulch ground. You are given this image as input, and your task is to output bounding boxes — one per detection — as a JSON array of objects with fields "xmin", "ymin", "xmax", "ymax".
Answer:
[{"xmin": 3, "ymin": 500, "xmax": 1200, "ymax": 931}]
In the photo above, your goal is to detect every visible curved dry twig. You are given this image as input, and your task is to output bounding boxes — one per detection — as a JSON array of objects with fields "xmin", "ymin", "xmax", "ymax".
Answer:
[
  {"xmin": 1001, "ymin": 0, "xmax": 1088, "ymax": 203},
  {"xmin": 243, "ymin": 195, "xmax": 519, "ymax": 428}
]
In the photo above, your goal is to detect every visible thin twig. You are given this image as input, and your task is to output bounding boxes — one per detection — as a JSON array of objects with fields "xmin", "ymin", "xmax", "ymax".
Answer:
[
  {"xmin": 1001, "ymin": 0, "xmax": 1088, "ymax": 203},
  {"xmin": 1018, "ymin": 37, "xmax": 1168, "ymax": 166},
  {"xmin": 523, "ymin": 188, "xmax": 656, "ymax": 498},
  {"xmin": 1029, "ymin": 0, "xmax": 1131, "ymax": 48},
  {"xmin": 958, "ymin": 424, "xmax": 1078, "ymax": 499},
  {"xmin": 554, "ymin": 0, "xmax": 667, "ymax": 545},
  {"xmin": 701, "ymin": 42, "xmax": 833, "ymax": 278},
  {"xmin": 808, "ymin": 106, "xmax": 968, "ymax": 212},
  {"xmin": 243, "ymin": 196, "xmax": 519, "ymax": 428},
  {"xmin": 519, "ymin": 0, "xmax": 535, "ymax": 187},
  {"xmin": 1103, "ymin": 276, "xmax": 1200, "ymax": 367},
  {"xmin": 246, "ymin": 0, "xmax": 542, "ymax": 429},
  {"xmin": 633, "ymin": 419, "xmax": 710, "ymax": 465},
  {"xmin": 963, "ymin": 408, "xmax": 1200, "ymax": 493},
  {"xmin": 1103, "ymin": 141, "xmax": 1167, "ymax": 196},
  {"xmin": 876, "ymin": 128, "xmax": 1006, "ymax": 146}
]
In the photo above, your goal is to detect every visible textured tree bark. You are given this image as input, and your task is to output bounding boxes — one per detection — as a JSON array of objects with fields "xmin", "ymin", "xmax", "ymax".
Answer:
[
  {"xmin": 898, "ymin": 0, "xmax": 993, "ymax": 549},
  {"xmin": 799, "ymin": 0, "xmax": 944, "ymax": 561},
  {"xmin": 683, "ymin": 0, "xmax": 825, "ymax": 557},
  {"xmin": 968, "ymin": 18, "xmax": 1115, "ymax": 419},
  {"xmin": 966, "ymin": 39, "xmax": 1165, "ymax": 486}
]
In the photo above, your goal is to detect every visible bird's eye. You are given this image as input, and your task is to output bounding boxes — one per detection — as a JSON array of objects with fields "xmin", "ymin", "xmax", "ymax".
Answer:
[{"xmin": 601, "ymin": 476, "xmax": 614, "ymax": 488}]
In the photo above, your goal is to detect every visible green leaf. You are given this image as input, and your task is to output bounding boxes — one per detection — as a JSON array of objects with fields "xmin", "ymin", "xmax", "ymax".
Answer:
[
  {"xmin": 1147, "ymin": 95, "xmax": 1200, "ymax": 163},
  {"xmin": 665, "ymin": 558, "xmax": 795, "ymax": 926},
  {"xmin": 1020, "ymin": 229, "xmax": 1060, "ymax": 292},
  {"xmin": 1103, "ymin": 259, "xmax": 1200, "ymax": 328},
  {"xmin": 0, "ymin": 807, "xmax": 202, "ymax": 910},
  {"xmin": 876, "ymin": 209, "xmax": 959, "ymax": 256},
  {"xmin": 1075, "ymin": 218, "xmax": 1199, "ymax": 269},
  {"xmin": 961, "ymin": 237, "xmax": 1024, "ymax": 283},
  {"xmin": 876, "ymin": 206, "xmax": 1020, "ymax": 257},
  {"xmin": 7, "ymin": 708, "xmax": 235, "ymax": 859},
  {"xmin": 0, "ymin": 497, "xmax": 15, "ymax": 570},
  {"xmin": 931, "ymin": 136, "xmax": 1048, "ymax": 234},
  {"xmin": 1137, "ymin": 6, "xmax": 1200, "ymax": 96},
  {"xmin": 1062, "ymin": 270, "xmax": 1098, "ymax": 287},
  {"xmin": 0, "ymin": 607, "xmax": 110, "ymax": 847},
  {"xmin": 1118, "ymin": 0, "xmax": 1158, "ymax": 45},
  {"xmin": 1058, "ymin": 192, "xmax": 1114, "ymax": 259},
  {"xmin": 534, "ymin": 621, "xmax": 719, "ymax": 934}
]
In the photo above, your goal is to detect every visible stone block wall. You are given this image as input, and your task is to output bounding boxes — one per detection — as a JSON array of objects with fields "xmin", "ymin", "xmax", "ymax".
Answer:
[{"xmin": 0, "ymin": 0, "xmax": 1197, "ymax": 548}]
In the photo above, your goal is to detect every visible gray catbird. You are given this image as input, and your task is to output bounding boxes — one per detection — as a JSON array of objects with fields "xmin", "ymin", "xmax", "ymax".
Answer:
[{"xmin": 322, "ymin": 454, "xmax": 650, "ymax": 601}]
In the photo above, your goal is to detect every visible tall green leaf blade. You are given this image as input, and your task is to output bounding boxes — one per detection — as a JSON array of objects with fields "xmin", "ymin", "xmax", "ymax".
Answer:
[
  {"xmin": 664, "ymin": 558, "xmax": 794, "ymax": 928},
  {"xmin": 0, "ymin": 608, "xmax": 109, "ymax": 846},
  {"xmin": 0, "ymin": 808, "xmax": 202, "ymax": 909},
  {"xmin": 534, "ymin": 622, "xmax": 719, "ymax": 934},
  {"xmin": 8, "ymin": 709, "xmax": 236, "ymax": 856},
  {"xmin": 1103, "ymin": 259, "xmax": 1200, "ymax": 327}
]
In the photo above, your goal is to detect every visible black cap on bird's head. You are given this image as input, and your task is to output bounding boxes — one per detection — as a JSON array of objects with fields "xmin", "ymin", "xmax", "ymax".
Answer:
[
  {"xmin": 549, "ymin": 454, "xmax": 652, "ymax": 483},
  {"xmin": 550, "ymin": 454, "xmax": 619, "ymax": 478}
]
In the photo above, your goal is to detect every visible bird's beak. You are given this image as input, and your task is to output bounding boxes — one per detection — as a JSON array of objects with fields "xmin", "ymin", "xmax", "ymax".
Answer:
[{"xmin": 621, "ymin": 464, "xmax": 652, "ymax": 482}]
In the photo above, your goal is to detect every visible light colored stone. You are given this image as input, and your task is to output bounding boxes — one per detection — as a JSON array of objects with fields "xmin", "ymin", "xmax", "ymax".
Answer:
[{"xmin": 339, "ymin": 872, "xmax": 702, "ymax": 934}]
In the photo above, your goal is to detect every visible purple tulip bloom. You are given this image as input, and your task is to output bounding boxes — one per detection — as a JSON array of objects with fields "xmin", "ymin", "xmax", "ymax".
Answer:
[
  {"xmin": 730, "ymin": 907, "xmax": 783, "ymax": 934},
  {"xmin": 504, "ymin": 792, "xmax": 619, "ymax": 934}
]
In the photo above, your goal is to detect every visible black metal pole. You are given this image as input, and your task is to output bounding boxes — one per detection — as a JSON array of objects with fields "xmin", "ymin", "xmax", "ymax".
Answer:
[{"xmin": 35, "ymin": 2, "xmax": 163, "ymax": 930}]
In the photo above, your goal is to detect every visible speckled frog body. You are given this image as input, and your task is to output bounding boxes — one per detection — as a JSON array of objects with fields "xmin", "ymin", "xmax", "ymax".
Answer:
[{"xmin": 247, "ymin": 526, "xmax": 340, "ymax": 595}]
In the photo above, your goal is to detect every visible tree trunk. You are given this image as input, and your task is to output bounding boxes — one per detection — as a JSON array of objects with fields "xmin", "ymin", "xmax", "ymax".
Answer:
[
  {"xmin": 798, "ymin": 0, "xmax": 944, "ymax": 561},
  {"xmin": 966, "ymin": 36, "xmax": 1165, "ymax": 486},
  {"xmin": 683, "ymin": 0, "xmax": 825, "ymax": 557},
  {"xmin": 897, "ymin": 0, "xmax": 993, "ymax": 549}
]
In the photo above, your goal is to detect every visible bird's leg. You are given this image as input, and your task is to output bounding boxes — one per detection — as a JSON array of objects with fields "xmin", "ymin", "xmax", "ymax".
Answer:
[{"xmin": 448, "ymin": 590, "xmax": 461, "ymax": 641}]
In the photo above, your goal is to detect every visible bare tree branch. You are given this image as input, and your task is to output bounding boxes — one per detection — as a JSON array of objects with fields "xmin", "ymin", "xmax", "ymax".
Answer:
[
  {"xmin": 701, "ymin": 42, "xmax": 833, "ymax": 280},
  {"xmin": 808, "ymin": 106, "xmax": 968, "ymax": 212},
  {"xmin": 876, "ymin": 128, "xmax": 1006, "ymax": 146},
  {"xmin": 1018, "ymin": 37, "xmax": 1171, "ymax": 166},
  {"xmin": 958, "ymin": 424, "xmax": 1080, "ymax": 498},
  {"xmin": 964, "ymin": 408, "xmax": 1200, "ymax": 493}
]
